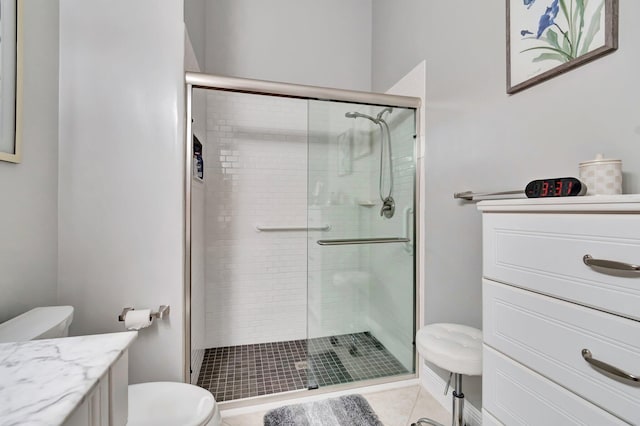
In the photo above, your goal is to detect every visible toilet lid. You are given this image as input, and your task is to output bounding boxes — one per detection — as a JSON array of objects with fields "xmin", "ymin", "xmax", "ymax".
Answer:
[
  {"xmin": 128, "ymin": 382, "xmax": 216, "ymax": 426},
  {"xmin": 0, "ymin": 306, "xmax": 74, "ymax": 343}
]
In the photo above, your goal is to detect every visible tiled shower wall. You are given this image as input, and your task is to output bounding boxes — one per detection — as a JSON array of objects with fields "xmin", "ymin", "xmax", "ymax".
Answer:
[
  {"xmin": 309, "ymin": 105, "xmax": 416, "ymax": 368},
  {"xmin": 204, "ymin": 91, "xmax": 308, "ymax": 348},
  {"xmin": 307, "ymin": 102, "xmax": 377, "ymax": 343},
  {"xmin": 203, "ymin": 93, "xmax": 381, "ymax": 348},
  {"xmin": 367, "ymin": 110, "xmax": 416, "ymax": 370},
  {"xmin": 203, "ymin": 92, "xmax": 413, "ymax": 354}
]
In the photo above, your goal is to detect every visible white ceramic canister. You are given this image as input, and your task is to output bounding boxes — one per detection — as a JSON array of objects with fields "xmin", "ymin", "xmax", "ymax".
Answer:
[{"xmin": 579, "ymin": 154, "xmax": 622, "ymax": 195}]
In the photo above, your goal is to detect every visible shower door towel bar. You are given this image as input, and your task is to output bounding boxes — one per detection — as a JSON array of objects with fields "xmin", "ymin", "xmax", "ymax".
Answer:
[
  {"xmin": 317, "ymin": 237, "xmax": 410, "ymax": 246},
  {"xmin": 453, "ymin": 190, "xmax": 525, "ymax": 201},
  {"xmin": 256, "ymin": 225, "xmax": 331, "ymax": 232}
]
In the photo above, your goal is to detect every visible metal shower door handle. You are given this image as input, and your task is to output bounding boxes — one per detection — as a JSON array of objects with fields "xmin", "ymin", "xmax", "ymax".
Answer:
[
  {"xmin": 317, "ymin": 237, "xmax": 409, "ymax": 246},
  {"xmin": 403, "ymin": 206, "xmax": 413, "ymax": 254}
]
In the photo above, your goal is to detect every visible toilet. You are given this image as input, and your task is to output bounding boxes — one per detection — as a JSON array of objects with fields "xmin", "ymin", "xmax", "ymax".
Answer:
[
  {"xmin": 0, "ymin": 306, "xmax": 222, "ymax": 426},
  {"xmin": 0, "ymin": 306, "xmax": 74, "ymax": 342},
  {"xmin": 128, "ymin": 382, "xmax": 220, "ymax": 426}
]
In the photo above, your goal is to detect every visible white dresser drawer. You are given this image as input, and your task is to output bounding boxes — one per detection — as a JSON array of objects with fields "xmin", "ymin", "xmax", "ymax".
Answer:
[
  {"xmin": 483, "ymin": 345, "xmax": 626, "ymax": 425},
  {"xmin": 483, "ymin": 279, "xmax": 640, "ymax": 424},
  {"xmin": 481, "ymin": 409, "xmax": 502, "ymax": 426},
  {"xmin": 483, "ymin": 212, "xmax": 640, "ymax": 321}
]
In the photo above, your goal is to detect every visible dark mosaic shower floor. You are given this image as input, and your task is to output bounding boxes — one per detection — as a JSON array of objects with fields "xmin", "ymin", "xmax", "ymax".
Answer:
[{"xmin": 197, "ymin": 332, "xmax": 409, "ymax": 402}]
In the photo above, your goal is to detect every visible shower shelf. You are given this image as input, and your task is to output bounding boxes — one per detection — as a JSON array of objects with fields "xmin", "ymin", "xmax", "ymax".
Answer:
[{"xmin": 357, "ymin": 200, "xmax": 377, "ymax": 207}]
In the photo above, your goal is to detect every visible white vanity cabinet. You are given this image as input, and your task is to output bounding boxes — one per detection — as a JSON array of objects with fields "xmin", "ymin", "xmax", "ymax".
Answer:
[
  {"xmin": 0, "ymin": 332, "xmax": 136, "ymax": 426},
  {"xmin": 64, "ymin": 351, "xmax": 129, "ymax": 426},
  {"xmin": 478, "ymin": 196, "xmax": 640, "ymax": 425}
]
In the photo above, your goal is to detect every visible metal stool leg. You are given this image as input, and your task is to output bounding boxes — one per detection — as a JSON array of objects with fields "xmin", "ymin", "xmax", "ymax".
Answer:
[
  {"xmin": 411, "ymin": 419, "xmax": 444, "ymax": 426},
  {"xmin": 411, "ymin": 372, "xmax": 468, "ymax": 426},
  {"xmin": 452, "ymin": 373, "xmax": 465, "ymax": 426}
]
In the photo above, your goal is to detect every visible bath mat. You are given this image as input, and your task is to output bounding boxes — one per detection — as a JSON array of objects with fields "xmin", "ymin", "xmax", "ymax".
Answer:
[{"xmin": 263, "ymin": 394, "xmax": 383, "ymax": 426}]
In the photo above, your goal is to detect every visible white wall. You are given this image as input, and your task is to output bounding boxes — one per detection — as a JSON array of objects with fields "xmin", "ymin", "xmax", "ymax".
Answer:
[
  {"xmin": 372, "ymin": 0, "xmax": 640, "ymax": 407},
  {"xmin": 204, "ymin": 0, "xmax": 373, "ymax": 91},
  {"xmin": 184, "ymin": 0, "xmax": 206, "ymax": 70},
  {"xmin": 57, "ymin": 0, "xmax": 186, "ymax": 383},
  {"xmin": 0, "ymin": 1, "xmax": 59, "ymax": 323}
]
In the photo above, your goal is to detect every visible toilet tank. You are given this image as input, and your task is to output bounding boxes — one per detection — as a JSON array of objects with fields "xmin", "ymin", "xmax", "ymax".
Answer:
[{"xmin": 0, "ymin": 306, "xmax": 74, "ymax": 343}]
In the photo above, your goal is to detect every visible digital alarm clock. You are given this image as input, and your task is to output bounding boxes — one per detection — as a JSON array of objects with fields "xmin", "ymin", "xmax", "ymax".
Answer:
[{"xmin": 525, "ymin": 177, "xmax": 587, "ymax": 198}]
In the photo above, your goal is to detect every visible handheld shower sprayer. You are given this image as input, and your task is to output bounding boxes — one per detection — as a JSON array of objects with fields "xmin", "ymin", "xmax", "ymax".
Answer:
[{"xmin": 344, "ymin": 107, "xmax": 395, "ymax": 218}]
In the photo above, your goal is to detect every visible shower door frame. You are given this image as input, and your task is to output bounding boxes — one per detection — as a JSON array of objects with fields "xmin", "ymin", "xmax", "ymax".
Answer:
[{"xmin": 183, "ymin": 72, "xmax": 423, "ymax": 404}]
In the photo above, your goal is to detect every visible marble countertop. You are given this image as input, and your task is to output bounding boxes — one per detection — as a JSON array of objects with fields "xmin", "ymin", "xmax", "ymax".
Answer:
[{"xmin": 0, "ymin": 331, "xmax": 137, "ymax": 425}]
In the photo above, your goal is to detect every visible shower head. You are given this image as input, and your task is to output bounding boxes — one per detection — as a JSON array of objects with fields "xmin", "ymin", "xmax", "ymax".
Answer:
[{"xmin": 345, "ymin": 111, "xmax": 379, "ymax": 123}]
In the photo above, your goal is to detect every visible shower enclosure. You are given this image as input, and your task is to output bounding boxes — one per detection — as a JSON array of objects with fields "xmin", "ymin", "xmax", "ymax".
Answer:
[{"xmin": 185, "ymin": 73, "xmax": 420, "ymax": 404}]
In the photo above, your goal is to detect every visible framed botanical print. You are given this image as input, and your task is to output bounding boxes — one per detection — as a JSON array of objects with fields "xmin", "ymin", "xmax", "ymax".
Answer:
[{"xmin": 507, "ymin": 0, "xmax": 618, "ymax": 94}]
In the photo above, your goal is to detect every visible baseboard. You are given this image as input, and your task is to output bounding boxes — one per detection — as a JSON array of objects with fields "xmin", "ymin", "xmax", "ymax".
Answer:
[{"xmin": 421, "ymin": 364, "xmax": 483, "ymax": 426}]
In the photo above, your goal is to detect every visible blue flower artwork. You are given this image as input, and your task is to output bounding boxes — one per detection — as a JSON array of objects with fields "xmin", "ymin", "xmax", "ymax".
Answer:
[
  {"xmin": 518, "ymin": 0, "xmax": 606, "ymax": 63},
  {"xmin": 535, "ymin": 0, "xmax": 559, "ymax": 38},
  {"xmin": 508, "ymin": 0, "xmax": 617, "ymax": 93}
]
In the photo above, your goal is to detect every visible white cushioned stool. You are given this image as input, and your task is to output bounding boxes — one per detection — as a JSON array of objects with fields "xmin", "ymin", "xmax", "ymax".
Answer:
[{"xmin": 412, "ymin": 323, "xmax": 482, "ymax": 426}]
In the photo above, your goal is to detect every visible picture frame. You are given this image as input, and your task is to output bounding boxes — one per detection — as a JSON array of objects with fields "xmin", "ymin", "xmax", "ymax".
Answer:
[
  {"xmin": 337, "ymin": 130, "xmax": 352, "ymax": 176},
  {"xmin": 507, "ymin": 0, "xmax": 618, "ymax": 94},
  {"xmin": 0, "ymin": 0, "xmax": 21, "ymax": 163}
]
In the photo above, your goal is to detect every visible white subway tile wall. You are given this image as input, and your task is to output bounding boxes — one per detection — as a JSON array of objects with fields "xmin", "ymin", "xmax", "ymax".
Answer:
[
  {"xmin": 307, "ymin": 102, "xmax": 377, "ymax": 342},
  {"xmin": 204, "ymin": 91, "xmax": 308, "ymax": 347}
]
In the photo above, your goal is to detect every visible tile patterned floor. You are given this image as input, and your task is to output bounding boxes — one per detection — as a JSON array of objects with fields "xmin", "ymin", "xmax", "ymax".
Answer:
[
  {"xmin": 221, "ymin": 385, "xmax": 452, "ymax": 426},
  {"xmin": 198, "ymin": 332, "xmax": 410, "ymax": 402}
]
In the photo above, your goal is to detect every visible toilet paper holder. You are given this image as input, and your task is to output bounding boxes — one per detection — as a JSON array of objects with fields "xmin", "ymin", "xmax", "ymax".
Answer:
[{"xmin": 118, "ymin": 305, "xmax": 170, "ymax": 322}]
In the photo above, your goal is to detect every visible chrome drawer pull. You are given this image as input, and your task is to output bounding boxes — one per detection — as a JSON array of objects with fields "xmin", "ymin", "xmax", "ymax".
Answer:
[
  {"xmin": 581, "ymin": 349, "xmax": 639, "ymax": 384},
  {"xmin": 583, "ymin": 255, "xmax": 640, "ymax": 273}
]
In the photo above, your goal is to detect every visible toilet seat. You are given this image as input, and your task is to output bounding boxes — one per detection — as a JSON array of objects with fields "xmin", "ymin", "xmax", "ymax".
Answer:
[{"xmin": 128, "ymin": 382, "xmax": 221, "ymax": 426}]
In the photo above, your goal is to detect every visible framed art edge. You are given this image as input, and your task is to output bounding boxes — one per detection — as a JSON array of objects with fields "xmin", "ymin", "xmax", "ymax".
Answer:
[
  {"xmin": 606, "ymin": 0, "xmax": 619, "ymax": 49},
  {"xmin": 506, "ymin": 0, "xmax": 619, "ymax": 95},
  {"xmin": 507, "ymin": 45, "xmax": 617, "ymax": 94},
  {"xmin": 0, "ymin": 0, "xmax": 23, "ymax": 163},
  {"xmin": 505, "ymin": 0, "xmax": 513, "ymax": 95}
]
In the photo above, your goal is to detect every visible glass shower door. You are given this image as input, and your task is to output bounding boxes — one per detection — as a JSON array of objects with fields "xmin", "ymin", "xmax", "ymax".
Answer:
[{"xmin": 306, "ymin": 100, "xmax": 416, "ymax": 390}]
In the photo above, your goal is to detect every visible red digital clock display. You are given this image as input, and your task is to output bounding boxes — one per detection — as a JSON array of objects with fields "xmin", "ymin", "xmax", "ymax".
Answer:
[{"xmin": 525, "ymin": 177, "xmax": 587, "ymax": 198}]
